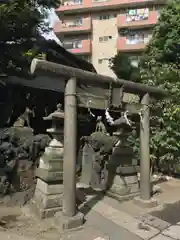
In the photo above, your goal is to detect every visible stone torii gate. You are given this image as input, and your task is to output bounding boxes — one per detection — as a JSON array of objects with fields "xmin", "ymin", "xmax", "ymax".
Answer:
[{"xmin": 30, "ymin": 58, "xmax": 167, "ymax": 230}]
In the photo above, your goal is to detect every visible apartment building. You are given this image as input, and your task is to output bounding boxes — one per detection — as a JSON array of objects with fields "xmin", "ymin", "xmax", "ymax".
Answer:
[{"xmin": 54, "ymin": 0, "xmax": 166, "ymax": 77}]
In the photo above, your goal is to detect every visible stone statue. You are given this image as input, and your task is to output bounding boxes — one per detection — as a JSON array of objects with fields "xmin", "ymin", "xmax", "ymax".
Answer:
[
  {"xmin": 13, "ymin": 107, "xmax": 35, "ymax": 127},
  {"xmin": 95, "ymin": 116, "xmax": 107, "ymax": 133},
  {"xmin": 81, "ymin": 131, "xmax": 118, "ymax": 190},
  {"xmin": 88, "ymin": 106, "xmax": 107, "ymax": 133},
  {"xmin": 56, "ymin": 103, "xmax": 63, "ymax": 112}
]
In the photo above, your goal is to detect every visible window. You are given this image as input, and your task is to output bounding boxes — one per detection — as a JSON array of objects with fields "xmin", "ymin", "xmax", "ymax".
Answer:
[
  {"xmin": 99, "ymin": 36, "xmax": 112, "ymax": 42},
  {"xmin": 99, "ymin": 15, "xmax": 110, "ymax": 20},
  {"xmin": 63, "ymin": 40, "xmax": 82, "ymax": 49},
  {"xmin": 95, "ymin": 14, "xmax": 117, "ymax": 20},
  {"xmin": 98, "ymin": 58, "xmax": 110, "ymax": 64},
  {"xmin": 126, "ymin": 8, "xmax": 149, "ymax": 22},
  {"xmin": 126, "ymin": 33, "xmax": 144, "ymax": 45},
  {"xmin": 62, "ymin": 18, "xmax": 83, "ymax": 28},
  {"xmin": 74, "ymin": 18, "xmax": 83, "ymax": 26},
  {"xmin": 63, "ymin": 0, "xmax": 82, "ymax": 6}
]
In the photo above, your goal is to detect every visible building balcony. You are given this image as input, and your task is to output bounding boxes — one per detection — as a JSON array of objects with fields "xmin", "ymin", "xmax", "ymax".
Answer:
[
  {"xmin": 117, "ymin": 10, "xmax": 159, "ymax": 29},
  {"xmin": 56, "ymin": 0, "xmax": 166, "ymax": 14},
  {"xmin": 63, "ymin": 39, "xmax": 92, "ymax": 55},
  {"xmin": 117, "ymin": 37, "xmax": 146, "ymax": 52},
  {"xmin": 54, "ymin": 17, "xmax": 92, "ymax": 36}
]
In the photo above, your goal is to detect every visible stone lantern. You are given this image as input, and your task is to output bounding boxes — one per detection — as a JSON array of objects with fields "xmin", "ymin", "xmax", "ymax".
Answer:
[
  {"xmin": 108, "ymin": 111, "xmax": 139, "ymax": 199},
  {"xmin": 32, "ymin": 103, "xmax": 65, "ymax": 219}
]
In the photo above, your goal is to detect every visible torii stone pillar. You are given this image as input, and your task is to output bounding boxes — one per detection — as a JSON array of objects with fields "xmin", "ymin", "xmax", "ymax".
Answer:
[
  {"xmin": 134, "ymin": 93, "xmax": 158, "ymax": 207},
  {"xmin": 54, "ymin": 78, "xmax": 84, "ymax": 230}
]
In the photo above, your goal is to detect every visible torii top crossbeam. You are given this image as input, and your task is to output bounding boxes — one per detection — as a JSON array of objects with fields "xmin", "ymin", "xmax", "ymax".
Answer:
[{"xmin": 30, "ymin": 58, "xmax": 167, "ymax": 99}]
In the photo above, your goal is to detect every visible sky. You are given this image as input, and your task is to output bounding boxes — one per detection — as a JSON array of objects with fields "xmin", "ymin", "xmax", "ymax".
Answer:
[{"xmin": 41, "ymin": 8, "xmax": 62, "ymax": 45}]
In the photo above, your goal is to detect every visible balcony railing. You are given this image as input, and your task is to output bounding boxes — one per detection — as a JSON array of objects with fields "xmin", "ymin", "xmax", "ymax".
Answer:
[
  {"xmin": 63, "ymin": 39, "xmax": 92, "ymax": 54},
  {"xmin": 117, "ymin": 37, "xmax": 147, "ymax": 52},
  {"xmin": 57, "ymin": 0, "xmax": 166, "ymax": 14},
  {"xmin": 54, "ymin": 17, "xmax": 92, "ymax": 35},
  {"xmin": 117, "ymin": 10, "xmax": 159, "ymax": 29}
]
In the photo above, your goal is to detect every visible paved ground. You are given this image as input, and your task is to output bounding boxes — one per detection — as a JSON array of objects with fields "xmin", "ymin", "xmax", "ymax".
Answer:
[{"xmin": 0, "ymin": 179, "xmax": 180, "ymax": 240}]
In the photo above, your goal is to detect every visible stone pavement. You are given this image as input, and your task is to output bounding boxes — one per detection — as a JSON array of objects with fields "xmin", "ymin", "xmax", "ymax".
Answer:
[
  {"xmin": 0, "ymin": 179, "xmax": 180, "ymax": 240},
  {"xmin": 0, "ymin": 232, "xmax": 35, "ymax": 240},
  {"xmin": 1, "ymin": 198, "xmax": 180, "ymax": 240},
  {"xmin": 81, "ymin": 198, "xmax": 180, "ymax": 240},
  {"xmin": 75, "ymin": 179, "xmax": 180, "ymax": 240}
]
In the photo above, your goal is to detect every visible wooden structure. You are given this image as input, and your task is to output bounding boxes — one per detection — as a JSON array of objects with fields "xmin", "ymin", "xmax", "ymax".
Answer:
[{"xmin": 31, "ymin": 58, "xmax": 167, "ymax": 229}]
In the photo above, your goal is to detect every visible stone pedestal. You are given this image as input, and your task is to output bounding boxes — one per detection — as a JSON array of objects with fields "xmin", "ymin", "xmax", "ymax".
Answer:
[
  {"xmin": 108, "ymin": 130, "xmax": 139, "ymax": 200},
  {"xmin": 10, "ymin": 126, "xmax": 33, "ymax": 139},
  {"xmin": 32, "ymin": 139, "xmax": 64, "ymax": 218},
  {"xmin": 31, "ymin": 105, "xmax": 64, "ymax": 219}
]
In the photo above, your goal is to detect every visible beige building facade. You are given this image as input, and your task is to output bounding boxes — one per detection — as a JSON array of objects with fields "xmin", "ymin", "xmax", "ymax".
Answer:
[{"xmin": 54, "ymin": 0, "xmax": 166, "ymax": 77}]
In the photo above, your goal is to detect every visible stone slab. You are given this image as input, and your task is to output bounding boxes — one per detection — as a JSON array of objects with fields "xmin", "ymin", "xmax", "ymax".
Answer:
[
  {"xmin": 10, "ymin": 127, "xmax": 33, "ymax": 138},
  {"xmin": 39, "ymin": 156, "xmax": 63, "ymax": 170},
  {"xmin": 36, "ymin": 168, "xmax": 63, "ymax": 182},
  {"xmin": 162, "ymin": 225, "xmax": 180, "ymax": 240},
  {"xmin": 29, "ymin": 200, "xmax": 62, "ymax": 219},
  {"xmin": 54, "ymin": 211, "xmax": 84, "ymax": 231},
  {"xmin": 36, "ymin": 178, "xmax": 63, "ymax": 195},
  {"xmin": 150, "ymin": 200, "xmax": 180, "ymax": 225},
  {"xmin": 0, "ymin": 231, "xmax": 36, "ymax": 240},
  {"xmin": 107, "ymin": 190, "xmax": 139, "ymax": 203},
  {"xmin": 90, "ymin": 201, "xmax": 160, "ymax": 239},
  {"xmin": 134, "ymin": 197, "xmax": 158, "ymax": 208},
  {"xmin": 62, "ymin": 226, "xmax": 110, "ymax": 240},
  {"xmin": 111, "ymin": 175, "xmax": 139, "ymax": 185},
  {"xmin": 151, "ymin": 234, "xmax": 173, "ymax": 240},
  {"xmin": 83, "ymin": 205, "xmax": 143, "ymax": 240},
  {"xmin": 137, "ymin": 214, "xmax": 170, "ymax": 231},
  {"xmin": 33, "ymin": 188, "xmax": 63, "ymax": 209}
]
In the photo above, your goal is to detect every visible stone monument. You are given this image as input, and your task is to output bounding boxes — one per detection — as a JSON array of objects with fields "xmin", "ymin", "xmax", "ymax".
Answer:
[{"xmin": 32, "ymin": 103, "xmax": 64, "ymax": 218}]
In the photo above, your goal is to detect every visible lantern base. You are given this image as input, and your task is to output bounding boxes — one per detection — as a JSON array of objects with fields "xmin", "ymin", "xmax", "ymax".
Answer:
[{"xmin": 30, "ymin": 178, "xmax": 63, "ymax": 219}]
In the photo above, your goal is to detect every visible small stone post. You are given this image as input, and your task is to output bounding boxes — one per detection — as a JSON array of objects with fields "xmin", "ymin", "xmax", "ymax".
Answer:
[
  {"xmin": 32, "ymin": 104, "xmax": 65, "ymax": 218},
  {"xmin": 55, "ymin": 78, "xmax": 84, "ymax": 231},
  {"xmin": 134, "ymin": 93, "xmax": 158, "ymax": 207}
]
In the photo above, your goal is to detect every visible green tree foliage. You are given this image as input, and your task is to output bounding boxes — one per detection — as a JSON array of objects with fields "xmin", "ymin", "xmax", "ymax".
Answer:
[
  {"xmin": 110, "ymin": 0, "xmax": 180, "ymax": 173},
  {"xmin": 140, "ymin": 0, "xmax": 180, "ymax": 173},
  {"xmin": 0, "ymin": 0, "xmax": 60, "ymax": 77},
  {"xmin": 109, "ymin": 52, "xmax": 141, "ymax": 82}
]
